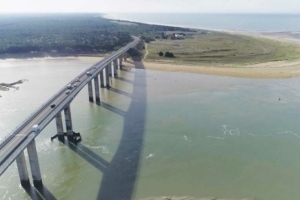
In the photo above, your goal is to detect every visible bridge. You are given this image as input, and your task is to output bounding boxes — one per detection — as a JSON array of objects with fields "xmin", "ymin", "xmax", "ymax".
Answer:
[{"xmin": 0, "ymin": 36, "xmax": 140, "ymax": 187}]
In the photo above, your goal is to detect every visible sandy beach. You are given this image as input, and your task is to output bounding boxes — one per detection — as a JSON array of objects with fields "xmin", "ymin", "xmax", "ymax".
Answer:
[
  {"xmin": 131, "ymin": 59, "xmax": 300, "ymax": 79},
  {"xmin": 138, "ymin": 197, "xmax": 254, "ymax": 200}
]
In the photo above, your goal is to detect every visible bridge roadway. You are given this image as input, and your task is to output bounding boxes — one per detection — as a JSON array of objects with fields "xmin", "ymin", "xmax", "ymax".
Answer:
[{"xmin": 0, "ymin": 36, "xmax": 140, "ymax": 175}]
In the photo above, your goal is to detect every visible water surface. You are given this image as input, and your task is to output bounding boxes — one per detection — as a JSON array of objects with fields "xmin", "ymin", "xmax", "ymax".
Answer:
[
  {"xmin": 105, "ymin": 13, "xmax": 300, "ymax": 32},
  {"xmin": 1, "ymin": 58, "xmax": 300, "ymax": 199}
]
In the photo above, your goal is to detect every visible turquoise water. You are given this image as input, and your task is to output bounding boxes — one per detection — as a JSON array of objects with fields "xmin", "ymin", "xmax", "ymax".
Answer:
[
  {"xmin": 1, "ymin": 58, "xmax": 300, "ymax": 199},
  {"xmin": 105, "ymin": 13, "xmax": 300, "ymax": 32}
]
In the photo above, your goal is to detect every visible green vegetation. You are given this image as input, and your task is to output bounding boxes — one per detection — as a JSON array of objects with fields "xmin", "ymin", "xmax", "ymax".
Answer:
[
  {"xmin": 0, "ymin": 14, "xmax": 191, "ymax": 58},
  {"xmin": 164, "ymin": 52, "xmax": 175, "ymax": 58},
  {"xmin": 146, "ymin": 31, "xmax": 300, "ymax": 65},
  {"xmin": 2, "ymin": 14, "xmax": 298, "ymax": 65}
]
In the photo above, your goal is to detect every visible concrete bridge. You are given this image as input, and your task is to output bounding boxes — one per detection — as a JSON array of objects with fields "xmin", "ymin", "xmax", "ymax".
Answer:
[{"xmin": 0, "ymin": 36, "xmax": 140, "ymax": 187}]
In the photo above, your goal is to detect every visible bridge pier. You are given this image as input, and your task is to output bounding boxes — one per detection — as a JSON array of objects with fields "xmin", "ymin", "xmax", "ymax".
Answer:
[
  {"xmin": 113, "ymin": 59, "xmax": 118, "ymax": 77},
  {"xmin": 105, "ymin": 65, "xmax": 110, "ymax": 88},
  {"xmin": 88, "ymin": 81, "xmax": 93, "ymax": 102},
  {"xmin": 119, "ymin": 56, "xmax": 123, "ymax": 69},
  {"xmin": 111, "ymin": 62, "xmax": 115, "ymax": 77},
  {"xmin": 124, "ymin": 54, "xmax": 127, "ymax": 61},
  {"xmin": 108, "ymin": 62, "xmax": 113, "ymax": 77},
  {"xmin": 16, "ymin": 151, "xmax": 30, "ymax": 187},
  {"xmin": 27, "ymin": 140, "xmax": 42, "ymax": 187},
  {"xmin": 94, "ymin": 76, "xmax": 100, "ymax": 103},
  {"xmin": 55, "ymin": 112, "xmax": 64, "ymax": 142},
  {"xmin": 64, "ymin": 105, "xmax": 74, "ymax": 141},
  {"xmin": 100, "ymin": 70, "xmax": 105, "ymax": 88}
]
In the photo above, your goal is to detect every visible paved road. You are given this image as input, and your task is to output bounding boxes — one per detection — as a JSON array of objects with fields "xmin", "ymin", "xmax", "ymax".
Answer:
[{"xmin": 0, "ymin": 36, "xmax": 139, "ymax": 174}]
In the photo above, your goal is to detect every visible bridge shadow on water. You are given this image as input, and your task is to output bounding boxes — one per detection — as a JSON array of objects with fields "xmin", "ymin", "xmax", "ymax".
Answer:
[
  {"xmin": 66, "ymin": 60, "xmax": 147, "ymax": 200},
  {"xmin": 23, "ymin": 184, "xmax": 57, "ymax": 200},
  {"xmin": 97, "ymin": 101, "xmax": 126, "ymax": 117},
  {"xmin": 108, "ymin": 87, "xmax": 133, "ymax": 98},
  {"xmin": 115, "ymin": 77, "xmax": 135, "ymax": 84}
]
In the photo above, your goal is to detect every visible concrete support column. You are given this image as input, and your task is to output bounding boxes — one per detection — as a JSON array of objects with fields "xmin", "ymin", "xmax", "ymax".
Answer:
[
  {"xmin": 124, "ymin": 54, "xmax": 127, "ymax": 61},
  {"xmin": 94, "ymin": 76, "xmax": 100, "ymax": 103},
  {"xmin": 16, "ymin": 151, "xmax": 30, "ymax": 187},
  {"xmin": 64, "ymin": 105, "xmax": 73, "ymax": 141},
  {"xmin": 55, "ymin": 112, "xmax": 64, "ymax": 142},
  {"xmin": 108, "ymin": 63, "xmax": 111, "ymax": 76},
  {"xmin": 27, "ymin": 139, "xmax": 42, "ymax": 187},
  {"xmin": 100, "ymin": 70, "xmax": 105, "ymax": 88},
  {"xmin": 113, "ymin": 59, "xmax": 118, "ymax": 77},
  {"xmin": 88, "ymin": 81, "xmax": 93, "ymax": 102},
  {"xmin": 110, "ymin": 62, "xmax": 114, "ymax": 77},
  {"xmin": 105, "ymin": 65, "xmax": 110, "ymax": 88},
  {"xmin": 119, "ymin": 56, "xmax": 123, "ymax": 69}
]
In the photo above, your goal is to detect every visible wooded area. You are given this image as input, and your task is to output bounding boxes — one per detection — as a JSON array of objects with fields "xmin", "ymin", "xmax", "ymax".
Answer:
[{"xmin": 0, "ymin": 14, "xmax": 191, "ymax": 56}]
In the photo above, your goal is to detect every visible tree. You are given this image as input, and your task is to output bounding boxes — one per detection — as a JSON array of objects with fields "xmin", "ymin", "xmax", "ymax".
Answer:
[
  {"xmin": 158, "ymin": 51, "xmax": 164, "ymax": 56},
  {"xmin": 164, "ymin": 51, "xmax": 175, "ymax": 58}
]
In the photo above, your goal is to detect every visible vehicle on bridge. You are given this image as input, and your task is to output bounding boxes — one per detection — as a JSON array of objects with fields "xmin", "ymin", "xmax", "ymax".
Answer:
[
  {"xmin": 31, "ymin": 125, "xmax": 40, "ymax": 133},
  {"xmin": 66, "ymin": 84, "xmax": 73, "ymax": 89},
  {"xmin": 50, "ymin": 104, "xmax": 56, "ymax": 108},
  {"xmin": 86, "ymin": 71, "xmax": 92, "ymax": 76}
]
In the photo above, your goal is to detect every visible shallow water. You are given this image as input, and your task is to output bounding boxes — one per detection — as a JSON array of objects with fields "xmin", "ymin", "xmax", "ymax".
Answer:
[{"xmin": 1, "ymin": 58, "xmax": 300, "ymax": 199}]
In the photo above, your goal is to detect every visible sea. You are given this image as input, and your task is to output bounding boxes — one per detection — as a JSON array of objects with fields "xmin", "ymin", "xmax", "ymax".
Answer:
[
  {"xmin": 1, "ymin": 13, "xmax": 300, "ymax": 200},
  {"xmin": 104, "ymin": 13, "xmax": 300, "ymax": 32}
]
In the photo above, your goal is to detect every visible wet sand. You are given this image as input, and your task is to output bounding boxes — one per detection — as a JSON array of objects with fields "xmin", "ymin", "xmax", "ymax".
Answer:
[
  {"xmin": 128, "ymin": 59, "xmax": 300, "ymax": 79},
  {"xmin": 139, "ymin": 197, "xmax": 254, "ymax": 200}
]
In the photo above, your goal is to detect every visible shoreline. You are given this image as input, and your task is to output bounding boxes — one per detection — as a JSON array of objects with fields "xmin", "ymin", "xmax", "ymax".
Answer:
[
  {"xmin": 2, "ymin": 15, "xmax": 300, "ymax": 79},
  {"xmin": 0, "ymin": 53, "xmax": 105, "ymax": 61},
  {"xmin": 123, "ymin": 59, "xmax": 300, "ymax": 79}
]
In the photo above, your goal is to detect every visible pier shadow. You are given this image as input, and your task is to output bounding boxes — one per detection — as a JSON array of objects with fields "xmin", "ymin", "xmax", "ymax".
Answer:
[
  {"xmin": 124, "ymin": 60, "xmax": 134, "ymax": 64},
  {"xmin": 108, "ymin": 87, "xmax": 132, "ymax": 98},
  {"xmin": 23, "ymin": 184, "xmax": 57, "ymax": 200},
  {"xmin": 96, "ymin": 102, "xmax": 126, "ymax": 117},
  {"xmin": 66, "ymin": 143, "xmax": 109, "ymax": 172},
  {"xmin": 97, "ymin": 58, "xmax": 147, "ymax": 200},
  {"xmin": 120, "ymin": 68, "xmax": 135, "ymax": 74},
  {"xmin": 115, "ymin": 77, "xmax": 134, "ymax": 84}
]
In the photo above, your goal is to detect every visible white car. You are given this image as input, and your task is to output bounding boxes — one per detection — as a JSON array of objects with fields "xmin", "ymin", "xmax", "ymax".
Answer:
[
  {"xmin": 32, "ymin": 125, "xmax": 40, "ymax": 133},
  {"xmin": 66, "ymin": 84, "xmax": 73, "ymax": 89},
  {"xmin": 86, "ymin": 71, "xmax": 92, "ymax": 76}
]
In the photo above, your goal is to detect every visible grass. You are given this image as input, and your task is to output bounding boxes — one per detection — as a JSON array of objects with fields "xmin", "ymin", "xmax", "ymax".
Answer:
[{"xmin": 145, "ymin": 31, "xmax": 300, "ymax": 65}]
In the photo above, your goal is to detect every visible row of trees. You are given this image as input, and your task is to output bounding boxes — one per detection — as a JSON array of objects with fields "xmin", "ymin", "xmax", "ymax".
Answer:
[{"xmin": 158, "ymin": 51, "xmax": 175, "ymax": 58}]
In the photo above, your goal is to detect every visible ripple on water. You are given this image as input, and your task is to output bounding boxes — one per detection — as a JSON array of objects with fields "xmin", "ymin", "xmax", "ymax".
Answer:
[{"xmin": 83, "ymin": 144, "xmax": 112, "ymax": 154}]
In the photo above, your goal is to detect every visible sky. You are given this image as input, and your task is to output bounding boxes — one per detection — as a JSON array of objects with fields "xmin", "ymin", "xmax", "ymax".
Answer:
[{"xmin": 0, "ymin": 0, "xmax": 299, "ymax": 13}]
